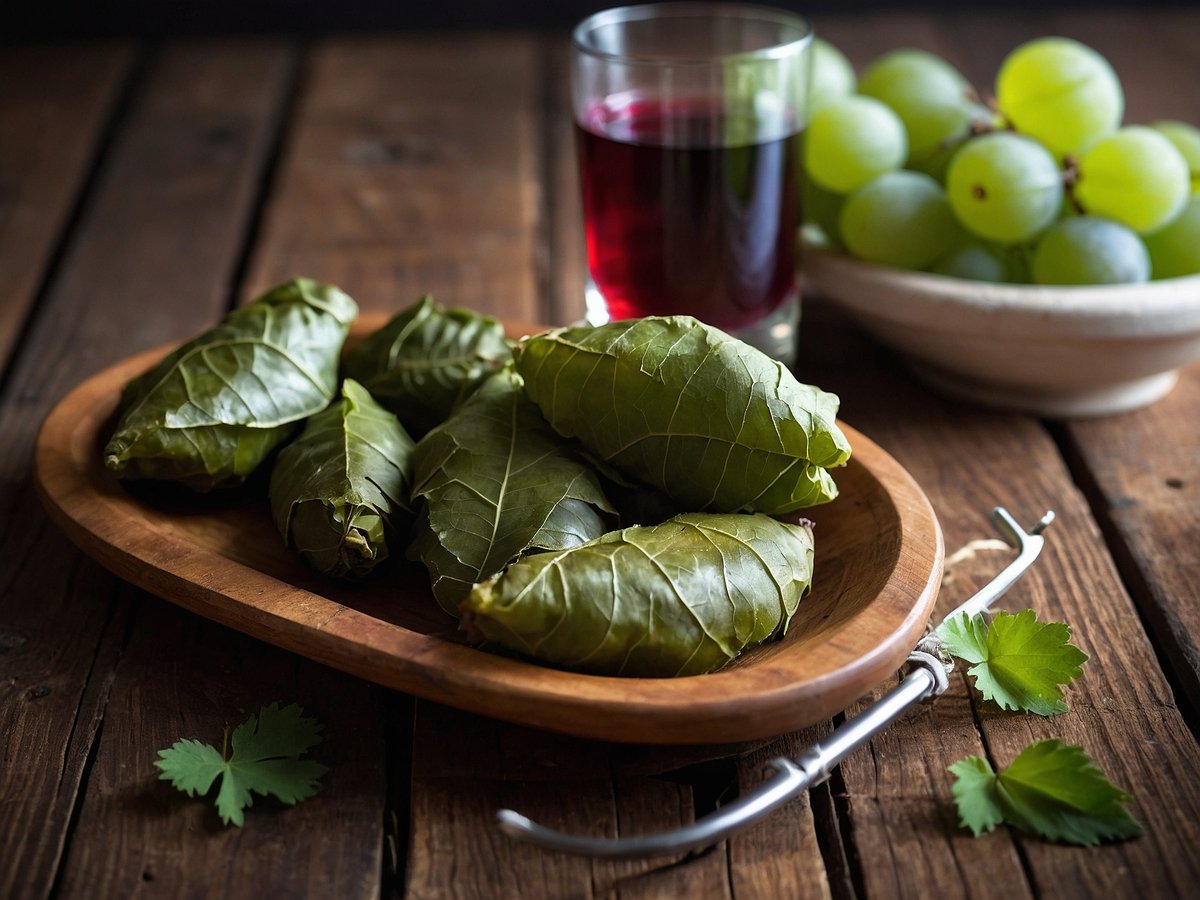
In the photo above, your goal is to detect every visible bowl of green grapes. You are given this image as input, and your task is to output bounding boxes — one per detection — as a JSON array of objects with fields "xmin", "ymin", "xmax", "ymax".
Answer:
[{"xmin": 800, "ymin": 36, "xmax": 1200, "ymax": 418}]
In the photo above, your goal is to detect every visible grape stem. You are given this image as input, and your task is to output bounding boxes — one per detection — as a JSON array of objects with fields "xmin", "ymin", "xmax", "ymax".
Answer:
[
  {"xmin": 1062, "ymin": 155, "xmax": 1086, "ymax": 215},
  {"xmin": 925, "ymin": 109, "xmax": 1001, "ymax": 167}
]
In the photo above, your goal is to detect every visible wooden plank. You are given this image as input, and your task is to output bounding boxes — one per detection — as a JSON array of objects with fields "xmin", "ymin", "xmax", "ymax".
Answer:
[
  {"xmin": 0, "ymin": 43, "xmax": 135, "ymax": 369},
  {"xmin": 727, "ymin": 726, "xmax": 838, "ymax": 900},
  {"xmin": 0, "ymin": 537, "xmax": 131, "ymax": 900},
  {"xmin": 243, "ymin": 33, "xmax": 544, "ymax": 323},
  {"xmin": 543, "ymin": 35, "xmax": 588, "ymax": 326},
  {"xmin": 0, "ymin": 39, "xmax": 386, "ymax": 900},
  {"xmin": 405, "ymin": 703, "xmax": 737, "ymax": 900},
  {"xmin": 1060, "ymin": 365, "xmax": 1200, "ymax": 710},
  {"xmin": 405, "ymin": 703, "xmax": 612, "ymax": 900}
]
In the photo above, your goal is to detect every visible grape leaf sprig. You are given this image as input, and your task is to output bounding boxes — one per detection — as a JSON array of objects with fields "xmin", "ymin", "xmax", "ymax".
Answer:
[
  {"xmin": 935, "ymin": 607, "xmax": 1140, "ymax": 844},
  {"xmin": 937, "ymin": 609, "xmax": 1088, "ymax": 716},
  {"xmin": 950, "ymin": 739, "xmax": 1143, "ymax": 845},
  {"xmin": 155, "ymin": 702, "xmax": 328, "ymax": 826}
]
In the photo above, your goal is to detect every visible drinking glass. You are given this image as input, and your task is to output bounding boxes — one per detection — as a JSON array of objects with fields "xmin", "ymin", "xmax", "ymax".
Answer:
[{"xmin": 571, "ymin": 3, "xmax": 811, "ymax": 364}]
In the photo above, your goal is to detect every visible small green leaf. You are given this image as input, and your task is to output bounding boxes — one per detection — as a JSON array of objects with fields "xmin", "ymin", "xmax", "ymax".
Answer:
[
  {"xmin": 938, "ymin": 609, "xmax": 1088, "ymax": 715},
  {"xmin": 154, "ymin": 703, "xmax": 328, "ymax": 827},
  {"xmin": 155, "ymin": 738, "xmax": 226, "ymax": 797},
  {"xmin": 949, "ymin": 740, "xmax": 1142, "ymax": 845},
  {"xmin": 948, "ymin": 755, "xmax": 1004, "ymax": 836}
]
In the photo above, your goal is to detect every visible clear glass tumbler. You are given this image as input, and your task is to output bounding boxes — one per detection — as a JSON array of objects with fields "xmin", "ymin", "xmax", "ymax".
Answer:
[{"xmin": 571, "ymin": 3, "xmax": 812, "ymax": 364}]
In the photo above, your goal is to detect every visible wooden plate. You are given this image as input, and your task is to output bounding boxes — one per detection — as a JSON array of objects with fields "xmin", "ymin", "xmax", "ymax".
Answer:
[{"xmin": 33, "ymin": 315, "xmax": 943, "ymax": 744}]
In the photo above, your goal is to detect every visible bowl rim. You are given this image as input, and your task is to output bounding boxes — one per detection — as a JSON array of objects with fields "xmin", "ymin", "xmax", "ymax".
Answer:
[{"xmin": 801, "ymin": 247, "xmax": 1200, "ymax": 320}]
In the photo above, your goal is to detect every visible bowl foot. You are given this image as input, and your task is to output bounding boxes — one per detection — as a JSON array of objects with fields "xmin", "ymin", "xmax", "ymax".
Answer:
[{"xmin": 908, "ymin": 363, "xmax": 1179, "ymax": 418}]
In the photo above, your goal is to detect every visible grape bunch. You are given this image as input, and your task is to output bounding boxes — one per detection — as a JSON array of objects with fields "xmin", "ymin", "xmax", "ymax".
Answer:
[{"xmin": 803, "ymin": 37, "xmax": 1200, "ymax": 284}]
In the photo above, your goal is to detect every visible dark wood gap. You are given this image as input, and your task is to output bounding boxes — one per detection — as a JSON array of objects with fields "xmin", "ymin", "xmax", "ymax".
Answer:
[
  {"xmin": 46, "ymin": 718, "xmax": 106, "ymax": 900},
  {"xmin": 827, "ymin": 764, "xmax": 866, "ymax": 900},
  {"xmin": 381, "ymin": 689, "xmax": 416, "ymax": 899},
  {"xmin": 957, "ymin": 647, "xmax": 1042, "ymax": 898},
  {"xmin": 812, "ymin": 707, "xmax": 859, "ymax": 900},
  {"xmin": 45, "ymin": 586, "xmax": 135, "ymax": 900},
  {"xmin": 224, "ymin": 40, "xmax": 305, "ymax": 311},
  {"xmin": 657, "ymin": 757, "xmax": 740, "ymax": 821},
  {"xmin": 532, "ymin": 32, "xmax": 557, "ymax": 328},
  {"xmin": 809, "ymin": 778, "xmax": 857, "ymax": 900},
  {"xmin": 0, "ymin": 44, "xmax": 150, "ymax": 401},
  {"xmin": 535, "ymin": 27, "xmax": 587, "ymax": 325}
]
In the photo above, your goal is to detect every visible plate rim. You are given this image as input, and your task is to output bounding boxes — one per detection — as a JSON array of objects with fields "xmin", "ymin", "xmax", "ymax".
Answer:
[{"xmin": 33, "ymin": 319, "xmax": 944, "ymax": 744}]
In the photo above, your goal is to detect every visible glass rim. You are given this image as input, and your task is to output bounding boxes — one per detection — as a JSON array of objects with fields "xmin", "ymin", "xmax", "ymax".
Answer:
[{"xmin": 572, "ymin": 3, "xmax": 813, "ymax": 67}]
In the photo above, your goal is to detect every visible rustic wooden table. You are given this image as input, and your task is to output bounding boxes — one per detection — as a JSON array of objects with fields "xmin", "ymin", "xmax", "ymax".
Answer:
[{"xmin": 3, "ymin": 9, "xmax": 1200, "ymax": 899}]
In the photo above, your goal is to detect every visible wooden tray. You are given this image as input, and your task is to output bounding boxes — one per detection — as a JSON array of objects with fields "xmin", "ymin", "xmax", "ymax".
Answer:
[{"xmin": 33, "ymin": 315, "xmax": 943, "ymax": 744}]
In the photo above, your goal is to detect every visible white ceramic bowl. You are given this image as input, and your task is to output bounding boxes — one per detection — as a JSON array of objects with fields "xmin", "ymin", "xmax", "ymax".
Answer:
[{"xmin": 802, "ymin": 249, "xmax": 1200, "ymax": 417}]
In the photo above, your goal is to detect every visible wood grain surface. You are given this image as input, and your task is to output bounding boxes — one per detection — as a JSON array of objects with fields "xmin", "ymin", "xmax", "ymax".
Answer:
[
  {"xmin": 0, "ymin": 44, "xmax": 134, "ymax": 367},
  {"xmin": 3, "ymin": 11, "xmax": 1200, "ymax": 900}
]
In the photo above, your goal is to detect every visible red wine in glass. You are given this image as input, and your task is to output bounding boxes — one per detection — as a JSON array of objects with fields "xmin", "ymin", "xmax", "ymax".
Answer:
[{"xmin": 577, "ymin": 95, "xmax": 800, "ymax": 333}]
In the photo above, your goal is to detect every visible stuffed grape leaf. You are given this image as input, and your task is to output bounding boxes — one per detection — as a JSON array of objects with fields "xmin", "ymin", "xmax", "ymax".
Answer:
[
  {"xmin": 512, "ymin": 316, "xmax": 852, "ymax": 514},
  {"xmin": 268, "ymin": 379, "xmax": 416, "ymax": 578},
  {"xmin": 341, "ymin": 294, "xmax": 512, "ymax": 436},
  {"xmin": 408, "ymin": 367, "xmax": 615, "ymax": 615},
  {"xmin": 462, "ymin": 513, "xmax": 815, "ymax": 677},
  {"xmin": 104, "ymin": 278, "xmax": 357, "ymax": 491}
]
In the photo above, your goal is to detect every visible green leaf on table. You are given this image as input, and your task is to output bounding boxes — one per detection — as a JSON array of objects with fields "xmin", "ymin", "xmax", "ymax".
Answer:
[
  {"xmin": 155, "ymin": 702, "xmax": 328, "ymax": 827},
  {"xmin": 937, "ymin": 609, "xmax": 1088, "ymax": 715},
  {"xmin": 949, "ymin": 739, "xmax": 1143, "ymax": 845}
]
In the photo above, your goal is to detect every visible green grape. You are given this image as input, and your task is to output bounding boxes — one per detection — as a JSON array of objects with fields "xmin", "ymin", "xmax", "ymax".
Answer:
[
  {"xmin": 1143, "ymin": 196, "xmax": 1200, "ymax": 278},
  {"xmin": 946, "ymin": 132, "xmax": 1063, "ymax": 243},
  {"xmin": 859, "ymin": 49, "xmax": 981, "ymax": 166},
  {"xmin": 996, "ymin": 37, "xmax": 1123, "ymax": 158},
  {"xmin": 930, "ymin": 240, "xmax": 1013, "ymax": 282},
  {"xmin": 808, "ymin": 38, "xmax": 856, "ymax": 114},
  {"xmin": 859, "ymin": 48, "xmax": 968, "ymax": 96},
  {"xmin": 839, "ymin": 171, "xmax": 960, "ymax": 269},
  {"xmin": 1032, "ymin": 216, "xmax": 1149, "ymax": 285},
  {"xmin": 802, "ymin": 177, "xmax": 846, "ymax": 247},
  {"xmin": 1151, "ymin": 121, "xmax": 1200, "ymax": 194},
  {"xmin": 805, "ymin": 95, "xmax": 907, "ymax": 194},
  {"xmin": 1075, "ymin": 126, "xmax": 1190, "ymax": 234}
]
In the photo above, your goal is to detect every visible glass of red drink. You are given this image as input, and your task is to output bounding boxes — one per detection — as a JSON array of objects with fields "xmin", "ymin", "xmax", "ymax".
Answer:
[{"xmin": 571, "ymin": 3, "xmax": 811, "ymax": 364}]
